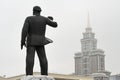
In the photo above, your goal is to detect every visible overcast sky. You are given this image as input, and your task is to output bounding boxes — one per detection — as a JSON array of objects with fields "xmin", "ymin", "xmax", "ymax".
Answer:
[{"xmin": 0, "ymin": 0, "xmax": 120, "ymax": 77}]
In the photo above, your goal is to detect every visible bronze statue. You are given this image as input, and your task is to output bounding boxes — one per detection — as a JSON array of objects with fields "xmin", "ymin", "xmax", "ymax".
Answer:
[{"xmin": 21, "ymin": 6, "xmax": 58, "ymax": 76}]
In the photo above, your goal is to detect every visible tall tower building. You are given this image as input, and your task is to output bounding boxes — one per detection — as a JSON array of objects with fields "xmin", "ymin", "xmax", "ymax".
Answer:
[{"xmin": 74, "ymin": 14, "xmax": 105, "ymax": 76}]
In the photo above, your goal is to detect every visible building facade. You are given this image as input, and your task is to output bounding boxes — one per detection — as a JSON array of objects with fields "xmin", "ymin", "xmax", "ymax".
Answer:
[
  {"xmin": 110, "ymin": 74, "xmax": 120, "ymax": 80},
  {"xmin": 74, "ymin": 14, "xmax": 105, "ymax": 76}
]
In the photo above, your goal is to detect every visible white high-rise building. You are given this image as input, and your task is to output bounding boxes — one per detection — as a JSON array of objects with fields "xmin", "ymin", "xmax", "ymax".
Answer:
[{"xmin": 74, "ymin": 14, "xmax": 105, "ymax": 76}]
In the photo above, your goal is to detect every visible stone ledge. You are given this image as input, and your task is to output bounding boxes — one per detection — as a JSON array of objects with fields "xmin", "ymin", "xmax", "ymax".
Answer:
[{"xmin": 21, "ymin": 76, "xmax": 55, "ymax": 80}]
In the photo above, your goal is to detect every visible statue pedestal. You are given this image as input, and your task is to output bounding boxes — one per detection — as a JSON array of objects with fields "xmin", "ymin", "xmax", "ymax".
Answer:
[{"xmin": 21, "ymin": 75, "xmax": 55, "ymax": 80}]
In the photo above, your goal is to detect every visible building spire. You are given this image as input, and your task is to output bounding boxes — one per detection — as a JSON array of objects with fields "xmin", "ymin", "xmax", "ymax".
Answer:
[
  {"xmin": 87, "ymin": 12, "xmax": 90, "ymax": 27},
  {"xmin": 86, "ymin": 11, "xmax": 92, "ymax": 32}
]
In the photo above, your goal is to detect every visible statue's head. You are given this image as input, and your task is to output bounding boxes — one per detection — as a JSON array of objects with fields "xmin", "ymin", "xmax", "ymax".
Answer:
[{"xmin": 33, "ymin": 6, "xmax": 42, "ymax": 15}]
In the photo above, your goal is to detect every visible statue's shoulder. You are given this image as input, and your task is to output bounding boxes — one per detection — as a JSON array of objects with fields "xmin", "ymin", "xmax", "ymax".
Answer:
[
  {"xmin": 27, "ymin": 16, "xmax": 35, "ymax": 19},
  {"xmin": 24, "ymin": 16, "xmax": 33, "ymax": 21}
]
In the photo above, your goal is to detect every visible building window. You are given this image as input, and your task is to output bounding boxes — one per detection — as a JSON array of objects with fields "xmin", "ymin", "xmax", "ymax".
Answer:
[
  {"xmin": 83, "ymin": 58, "xmax": 88, "ymax": 63},
  {"xmin": 84, "ymin": 64, "xmax": 87, "ymax": 68},
  {"xmin": 84, "ymin": 70, "xmax": 88, "ymax": 74},
  {"xmin": 100, "ymin": 57, "xmax": 104, "ymax": 62}
]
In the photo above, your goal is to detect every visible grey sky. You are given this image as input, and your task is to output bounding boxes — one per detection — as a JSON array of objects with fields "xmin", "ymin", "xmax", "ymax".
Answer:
[{"xmin": 0, "ymin": 0, "xmax": 120, "ymax": 77}]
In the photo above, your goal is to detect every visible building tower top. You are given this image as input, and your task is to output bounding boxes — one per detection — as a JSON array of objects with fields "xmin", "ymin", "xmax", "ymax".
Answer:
[{"xmin": 81, "ymin": 12, "xmax": 97, "ymax": 51}]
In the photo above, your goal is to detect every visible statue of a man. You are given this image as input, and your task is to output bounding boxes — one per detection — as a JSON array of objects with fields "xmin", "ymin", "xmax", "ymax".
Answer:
[{"xmin": 21, "ymin": 6, "xmax": 58, "ymax": 76}]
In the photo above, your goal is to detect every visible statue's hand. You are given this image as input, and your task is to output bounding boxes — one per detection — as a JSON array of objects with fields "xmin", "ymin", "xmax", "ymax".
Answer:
[
  {"xmin": 21, "ymin": 42, "xmax": 26, "ymax": 50},
  {"xmin": 48, "ymin": 16, "xmax": 53, "ymax": 20}
]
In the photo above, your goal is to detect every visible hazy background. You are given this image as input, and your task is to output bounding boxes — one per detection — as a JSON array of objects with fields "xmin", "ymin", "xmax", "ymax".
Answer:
[{"xmin": 0, "ymin": 0, "xmax": 120, "ymax": 77}]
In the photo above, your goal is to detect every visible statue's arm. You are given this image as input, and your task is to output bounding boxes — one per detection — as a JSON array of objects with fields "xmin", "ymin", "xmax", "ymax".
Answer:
[
  {"xmin": 21, "ymin": 17, "xmax": 29, "ymax": 45},
  {"xmin": 46, "ymin": 17, "xmax": 58, "ymax": 27}
]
